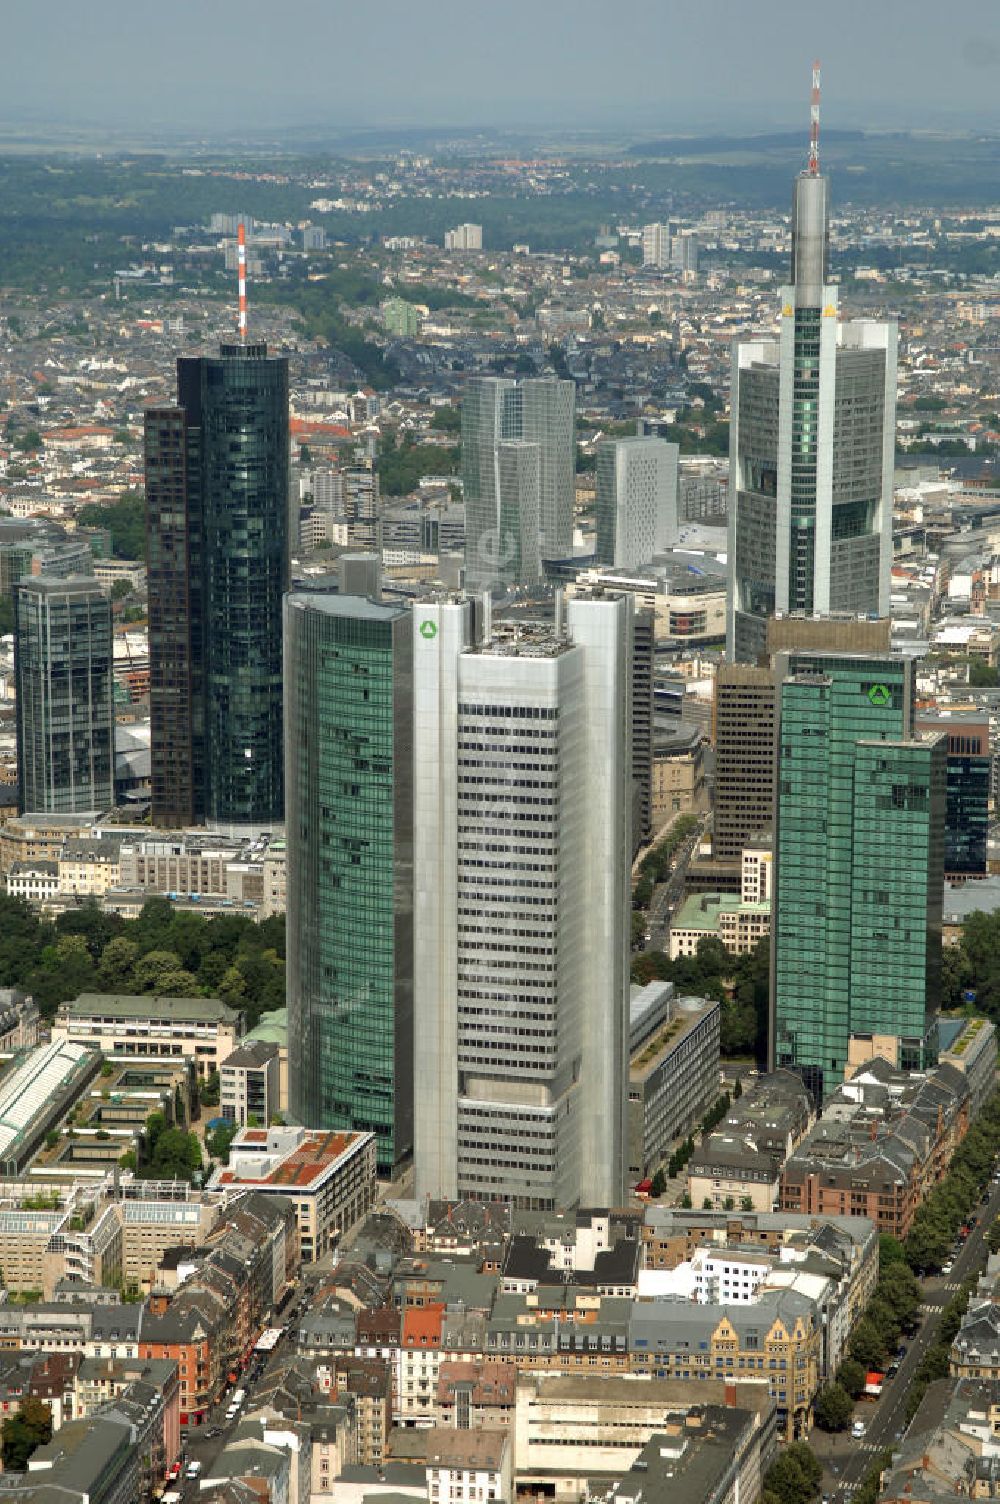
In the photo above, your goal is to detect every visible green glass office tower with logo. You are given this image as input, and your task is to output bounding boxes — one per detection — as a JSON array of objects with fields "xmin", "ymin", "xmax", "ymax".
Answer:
[
  {"xmin": 285, "ymin": 591, "xmax": 413, "ymax": 1170},
  {"xmin": 145, "ymin": 342, "xmax": 289, "ymax": 828},
  {"xmin": 771, "ymin": 652, "xmax": 945, "ymax": 1101}
]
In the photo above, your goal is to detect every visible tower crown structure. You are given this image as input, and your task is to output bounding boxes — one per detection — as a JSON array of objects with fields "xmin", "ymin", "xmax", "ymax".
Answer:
[{"xmin": 727, "ymin": 67, "xmax": 897, "ymax": 664}]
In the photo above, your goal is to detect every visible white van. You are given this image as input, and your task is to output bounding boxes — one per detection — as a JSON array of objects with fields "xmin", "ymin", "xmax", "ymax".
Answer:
[{"xmin": 185, "ymin": 1460, "xmax": 203, "ymax": 1479}]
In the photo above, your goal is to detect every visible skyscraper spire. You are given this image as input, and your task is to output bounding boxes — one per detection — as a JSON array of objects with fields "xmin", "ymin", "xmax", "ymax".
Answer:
[
  {"xmin": 237, "ymin": 221, "xmax": 248, "ymax": 341},
  {"xmin": 808, "ymin": 60, "xmax": 821, "ymax": 176}
]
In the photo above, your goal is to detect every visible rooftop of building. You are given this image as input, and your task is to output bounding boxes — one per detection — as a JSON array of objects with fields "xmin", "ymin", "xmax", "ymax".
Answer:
[
  {"xmin": 424, "ymin": 1427, "xmax": 508, "ymax": 1470},
  {"xmin": 943, "ymin": 875, "xmax": 1000, "ymax": 922},
  {"xmin": 286, "ymin": 590, "xmax": 408, "ymax": 622},
  {"xmin": 220, "ymin": 1039, "xmax": 280, "ymax": 1071},
  {"xmin": 61, "ymin": 992, "xmax": 241, "ymax": 1024},
  {"xmin": 671, "ymin": 892, "xmax": 770, "ymax": 930},
  {"xmin": 0, "ymin": 1038, "xmax": 99, "ymax": 1163},
  {"xmin": 213, "ymin": 1126, "xmax": 373, "ymax": 1191},
  {"xmin": 630, "ymin": 995, "xmax": 719, "ymax": 1079}
]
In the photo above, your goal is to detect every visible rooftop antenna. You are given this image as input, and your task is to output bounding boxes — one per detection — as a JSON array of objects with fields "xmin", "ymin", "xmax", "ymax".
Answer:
[
  {"xmin": 808, "ymin": 60, "xmax": 821, "ymax": 176},
  {"xmin": 237, "ymin": 221, "xmax": 248, "ymax": 341}
]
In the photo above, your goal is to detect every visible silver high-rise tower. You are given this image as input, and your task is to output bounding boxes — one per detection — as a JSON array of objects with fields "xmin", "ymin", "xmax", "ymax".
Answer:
[
  {"xmin": 727, "ymin": 68, "xmax": 897, "ymax": 662},
  {"xmin": 412, "ymin": 591, "xmax": 632, "ymax": 1210}
]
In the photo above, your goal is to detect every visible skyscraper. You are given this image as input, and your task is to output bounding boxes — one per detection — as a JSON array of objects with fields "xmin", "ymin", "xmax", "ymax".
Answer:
[
  {"xmin": 916, "ymin": 713, "xmax": 990, "ymax": 878},
  {"xmin": 145, "ymin": 342, "xmax": 289, "ymax": 829},
  {"xmin": 496, "ymin": 440, "xmax": 541, "ymax": 586},
  {"xmin": 595, "ymin": 436, "xmax": 679, "ymax": 568},
  {"xmin": 771, "ymin": 651, "xmax": 945, "ymax": 1100},
  {"xmin": 285, "ymin": 591, "xmax": 413, "ymax": 1169},
  {"xmin": 15, "ymin": 576, "xmax": 114, "ymax": 815},
  {"xmin": 727, "ymin": 99, "xmax": 897, "ymax": 662},
  {"xmin": 712, "ymin": 665, "xmax": 777, "ymax": 866},
  {"xmin": 412, "ymin": 591, "xmax": 632, "ymax": 1209},
  {"xmin": 519, "ymin": 378, "xmax": 575, "ymax": 562},
  {"xmin": 463, "ymin": 376, "xmax": 574, "ymax": 588},
  {"xmin": 642, "ymin": 223, "xmax": 671, "ymax": 269}
]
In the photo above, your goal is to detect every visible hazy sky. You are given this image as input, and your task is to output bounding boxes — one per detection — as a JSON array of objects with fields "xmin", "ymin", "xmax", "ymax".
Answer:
[{"xmin": 5, "ymin": 0, "xmax": 1000, "ymax": 135}]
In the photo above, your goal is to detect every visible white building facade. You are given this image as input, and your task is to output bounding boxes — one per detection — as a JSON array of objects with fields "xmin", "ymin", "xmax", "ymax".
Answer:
[{"xmin": 413, "ymin": 593, "xmax": 632, "ymax": 1210}]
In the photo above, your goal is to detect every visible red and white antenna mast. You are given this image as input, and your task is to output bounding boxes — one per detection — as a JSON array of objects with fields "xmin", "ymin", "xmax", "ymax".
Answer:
[
  {"xmin": 808, "ymin": 60, "xmax": 821, "ymax": 175},
  {"xmin": 237, "ymin": 221, "xmax": 248, "ymax": 341}
]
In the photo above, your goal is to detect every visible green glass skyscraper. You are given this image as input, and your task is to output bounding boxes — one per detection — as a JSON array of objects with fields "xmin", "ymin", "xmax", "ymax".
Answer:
[
  {"xmin": 145, "ymin": 342, "xmax": 289, "ymax": 828},
  {"xmin": 771, "ymin": 652, "xmax": 946, "ymax": 1100},
  {"xmin": 285, "ymin": 590, "xmax": 413, "ymax": 1170}
]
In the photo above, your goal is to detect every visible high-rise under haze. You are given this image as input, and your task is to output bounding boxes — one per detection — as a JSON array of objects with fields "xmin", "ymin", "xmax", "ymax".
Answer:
[
  {"xmin": 412, "ymin": 591, "xmax": 632, "ymax": 1210},
  {"xmin": 595, "ymin": 436, "xmax": 679, "ymax": 568},
  {"xmin": 727, "ymin": 109, "xmax": 897, "ymax": 662},
  {"xmin": 14, "ymin": 576, "xmax": 114, "ymax": 815},
  {"xmin": 285, "ymin": 590, "xmax": 413, "ymax": 1171},
  {"xmin": 463, "ymin": 376, "xmax": 574, "ymax": 589},
  {"xmin": 771, "ymin": 651, "xmax": 945, "ymax": 1101},
  {"xmin": 145, "ymin": 342, "xmax": 289, "ymax": 829}
]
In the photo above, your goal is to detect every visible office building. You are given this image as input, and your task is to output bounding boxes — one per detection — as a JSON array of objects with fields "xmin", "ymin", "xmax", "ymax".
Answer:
[
  {"xmin": 631, "ymin": 607, "xmax": 655, "ymax": 849},
  {"xmin": 642, "ymin": 223, "xmax": 671, "ymax": 270},
  {"xmin": 15, "ymin": 576, "xmax": 114, "ymax": 815},
  {"xmin": 412, "ymin": 592, "xmax": 632, "ymax": 1210},
  {"xmin": 497, "ymin": 440, "xmax": 542, "ymax": 585},
  {"xmin": 520, "ymin": 377, "xmax": 576, "ymax": 562},
  {"xmin": 671, "ymin": 230, "xmax": 700, "ymax": 275},
  {"xmin": 444, "ymin": 224, "xmax": 483, "ymax": 251},
  {"xmin": 727, "ymin": 135, "xmax": 897, "ymax": 662},
  {"xmin": 712, "ymin": 666, "xmax": 776, "ymax": 865},
  {"xmin": 285, "ymin": 592, "xmax": 413, "ymax": 1171},
  {"xmin": 595, "ymin": 437, "xmax": 679, "ymax": 568},
  {"xmin": 145, "ymin": 342, "xmax": 289, "ymax": 829},
  {"xmin": 916, "ymin": 713, "xmax": 990, "ymax": 876},
  {"xmin": 463, "ymin": 376, "xmax": 574, "ymax": 588},
  {"xmin": 771, "ymin": 652, "xmax": 945, "ymax": 1099}
]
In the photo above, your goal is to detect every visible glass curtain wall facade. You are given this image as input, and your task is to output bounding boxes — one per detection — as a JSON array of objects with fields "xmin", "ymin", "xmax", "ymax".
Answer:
[
  {"xmin": 463, "ymin": 377, "xmax": 574, "ymax": 588},
  {"xmin": 595, "ymin": 437, "xmax": 679, "ymax": 569},
  {"xmin": 145, "ymin": 343, "xmax": 289, "ymax": 828},
  {"xmin": 285, "ymin": 593, "xmax": 413, "ymax": 1171},
  {"xmin": 15, "ymin": 576, "xmax": 114, "ymax": 814},
  {"xmin": 771, "ymin": 652, "xmax": 943, "ymax": 1099}
]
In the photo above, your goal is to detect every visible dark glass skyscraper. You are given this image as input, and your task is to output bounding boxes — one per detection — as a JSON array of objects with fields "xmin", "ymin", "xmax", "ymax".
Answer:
[
  {"xmin": 15, "ymin": 576, "xmax": 114, "ymax": 814},
  {"xmin": 145, "ymin": 343, "xmax": 289, "ymax": 828},
  {"xmin": 285, "ymin": 590, "xmax": 413, "ymax": 1170}
]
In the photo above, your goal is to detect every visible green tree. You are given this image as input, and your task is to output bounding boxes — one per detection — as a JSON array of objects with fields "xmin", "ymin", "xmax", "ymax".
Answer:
[
  {"xmin": 150, "ymin": 1127, "xmax": 202, "ymax": 1180},
  {"xmin": 110, "ymin": 578, "xmax": 133, "ymax": 601},
  {"xmin": 762, "ymin": 1441, "xmax": 822, "ymax": 1504},
  {"xmin": 77, "ymin": 489, "xmax": 147, "ymax": 560},
  {"xmin": 131, "ymin": 950, "xmax": 198, "ymax": 996},
  {"xmin": 849, "ymin": 1316, "xmax": 887, "ymax": 1370},
  {"xmin": 813, "ymin": 1383, "xmax": 854, "ymax": 1432},
  {"xmin": 650, "ymin": 1167, "xmax": 666, "ymax": 1198},
  {"xmin": 97, "ymin": 935, "xmax": 139, "ymax": 991},
  {"xmin": 837, "ymin": 1357, "xmax": 866, "ymax": 1399},
  {"xmin": 2, "ymin": 1398, "xmax": 52, "ymax": 1471}
]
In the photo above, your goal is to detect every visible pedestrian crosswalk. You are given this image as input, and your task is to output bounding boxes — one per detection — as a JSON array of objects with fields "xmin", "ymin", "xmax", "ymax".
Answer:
[{"xmin": 920, "ymin": 1300, "xmax": 944, "ymax": 1313}]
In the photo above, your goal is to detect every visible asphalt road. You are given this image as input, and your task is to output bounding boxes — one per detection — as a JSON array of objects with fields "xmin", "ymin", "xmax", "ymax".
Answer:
[{"xmin": 815, "ymin": 1173, "xmax": 1000, "ymax": 1500}]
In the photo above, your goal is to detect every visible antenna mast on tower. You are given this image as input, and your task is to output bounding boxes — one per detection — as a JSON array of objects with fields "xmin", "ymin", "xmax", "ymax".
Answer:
[
  {"xmin": 808, "ymin": 60, "xmax": 821, "ymax": 175},
  {"xmin": 237, "ymin": 221, "xmax": 248, "ymax": 341}
]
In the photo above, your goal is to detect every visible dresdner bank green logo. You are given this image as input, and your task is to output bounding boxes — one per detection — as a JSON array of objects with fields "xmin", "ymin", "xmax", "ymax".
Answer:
[
  {"xmin": 419, "ymin": 619, "xmax": 438, "ymax": 640},
  {"xmin": 867, "ymin": 683, "xmax": 891, "ymax": 706}
]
